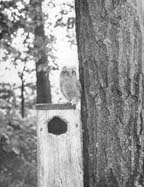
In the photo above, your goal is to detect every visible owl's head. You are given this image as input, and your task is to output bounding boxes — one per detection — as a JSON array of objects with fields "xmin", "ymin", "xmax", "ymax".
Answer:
[{"xmin": 61, "ymin": 66, "xmax": 77, "ymax": 77}]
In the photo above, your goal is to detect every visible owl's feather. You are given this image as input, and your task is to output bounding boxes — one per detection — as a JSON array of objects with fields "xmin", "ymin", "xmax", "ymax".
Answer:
[{"xmin": 60, "ymin": 66, "xmax": 81, "ymax": 105}]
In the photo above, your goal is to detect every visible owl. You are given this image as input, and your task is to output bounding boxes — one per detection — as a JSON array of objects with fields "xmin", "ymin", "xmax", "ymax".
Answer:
[{"xmin": 60, "ymin": 66, "xmax": 81, "ymax": 107}]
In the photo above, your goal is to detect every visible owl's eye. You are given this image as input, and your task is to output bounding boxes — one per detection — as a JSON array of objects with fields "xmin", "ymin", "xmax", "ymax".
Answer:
[
  {"xmin": 72, "ymin": 70, "xmax": 76, "ymax": 76},
  {"xmin": 62, "ymin": 71, "xmax": 69, "ymax": 76}
]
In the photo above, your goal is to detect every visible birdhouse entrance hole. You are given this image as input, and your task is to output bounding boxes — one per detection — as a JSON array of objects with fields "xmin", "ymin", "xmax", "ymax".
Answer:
[{"xmin": 48, "ymin": 116, "xmax": 67, "ymax": 135}]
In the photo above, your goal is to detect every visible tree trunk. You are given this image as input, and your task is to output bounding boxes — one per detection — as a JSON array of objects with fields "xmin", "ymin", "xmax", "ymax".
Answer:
[
  {"xmin": 30, "ymin": 0, "xmax": 51, "ymax": 104},
  {"xmin": 75, "ymin": 0, "xmax": 144, "ymax": 187},
  {"xmin": 21, "ymin": 77, "xmax": 25, "ymax": 118},
  {"xmin": 36, "ymin": 42, "xmax": 52, "ymax": 104}
]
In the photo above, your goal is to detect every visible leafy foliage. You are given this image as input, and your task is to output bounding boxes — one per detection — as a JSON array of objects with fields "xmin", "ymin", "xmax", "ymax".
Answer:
[{"xmin": 0, "ymin": 109, "xmax": 37, "ymax": 187}]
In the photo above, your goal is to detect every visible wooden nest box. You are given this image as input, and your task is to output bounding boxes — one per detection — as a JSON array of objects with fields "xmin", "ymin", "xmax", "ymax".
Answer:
[{"xmin": 36, "ymin": 103, "xmax": 83, "ymax": 187}]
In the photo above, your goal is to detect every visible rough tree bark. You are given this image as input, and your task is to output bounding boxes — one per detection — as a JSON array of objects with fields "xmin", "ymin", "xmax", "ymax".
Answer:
[{"xmin": 75, "ymin": 0, "xmax": 144, "ymax": 187}]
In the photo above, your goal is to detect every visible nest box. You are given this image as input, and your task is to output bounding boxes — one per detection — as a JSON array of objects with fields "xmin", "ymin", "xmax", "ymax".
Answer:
[{"xmin": 36, "ymin": 103, "xmax": 83, "ymax": 187}]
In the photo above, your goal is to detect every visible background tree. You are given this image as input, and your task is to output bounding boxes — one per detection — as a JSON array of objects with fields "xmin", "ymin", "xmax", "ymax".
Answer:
[
  {"xmin": 0, "ymin": 1, "xmax": 37, "ymax": 186},
  {"xmin": 13, "ymin": 58, "xmax": 36, "ymax": 118},
  {"xmin": 75, "ymin": 0, "xmax": 144, "ymax": 187},
  {"xmin": 0, "ymin": 0, "xmax": 36, "ymax": 118},
  {"xmin": 29, "ymin": 0, "xmax": 53, "ymax": 103},
  {"xmin": 29, "ymin": 0, "xmax": 75, "ymax": 104}
]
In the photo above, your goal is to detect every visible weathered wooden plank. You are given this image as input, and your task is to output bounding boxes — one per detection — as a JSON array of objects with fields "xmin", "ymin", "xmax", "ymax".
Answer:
[
  {"xmin": 36, "ymin": 103, "xmax": 74, "ymax": 110},
  {"xmin": 37, "ymin": 108, "xmax": 83, "ymax": 187}
]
